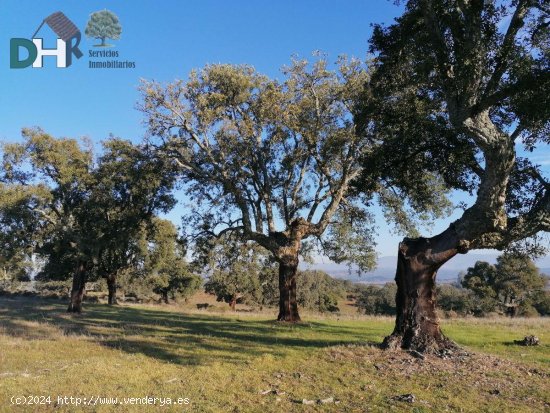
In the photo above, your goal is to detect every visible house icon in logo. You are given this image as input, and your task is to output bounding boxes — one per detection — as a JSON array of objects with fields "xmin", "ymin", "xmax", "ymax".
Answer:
[{"xmin": 10, "ymin": 11, "xmax": 83, "ymax": 68}]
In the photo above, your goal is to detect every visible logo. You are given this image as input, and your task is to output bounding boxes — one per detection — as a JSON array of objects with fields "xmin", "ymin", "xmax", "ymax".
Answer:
[
  {"xmin": 10, "ymin": 12, "xmax": 83, "ymax": 68},
  {"xmin": 10, "ymin": 10, "xmax": 135, "ymax": 70},
  {"xmin": 85, "ymin": 10, "xmax": 122, "ymax": 48}
]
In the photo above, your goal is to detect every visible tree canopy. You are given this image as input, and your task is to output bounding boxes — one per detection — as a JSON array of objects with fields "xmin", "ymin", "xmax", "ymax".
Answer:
[
  {"xmin": 140, "ymin": 218, "xmax": 202, "ymax": 304},
  {"xmin": 462, "ymin": 253, "xmax": 547, "ymax": 315},
  {"xmin": 138, "ymin": 57, "xmax": 379, "ymax": 321},
  {"xmin": 0, "ymin": 129, "xmax": 177, "ymax": 311},
  {"xmin": 360, "ymin": 0, "xmax": 549, "ymax": 352},
  {"xmin": 366, "ymin": 0, "xmax": 549, "ymax": 250},
  {"xmin": 203, "ymin": 237, "xmax": 272, "ymax": 310},
  {"xmin": 85, "ymin": 10, "xmax": 122, "ymax": 46}
]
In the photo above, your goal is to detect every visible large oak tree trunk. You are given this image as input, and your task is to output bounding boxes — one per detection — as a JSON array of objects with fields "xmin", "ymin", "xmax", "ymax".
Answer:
[
  {"xmin": 383, "ymin": 227, "xmax": 463, "ymax": 353},
  {"xmin": 107, "ymin": 274, "xmax": 118, "ymax": 305},
  {"xmin": 67, "ymin": 262, "xmax": 87, "ymax": 313},
  {"xmin": 277, "ymin": 258, "xmax": 300, "ymax": 322}
]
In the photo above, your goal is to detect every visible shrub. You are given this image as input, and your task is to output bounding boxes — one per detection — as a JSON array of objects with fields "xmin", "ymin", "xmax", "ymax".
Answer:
[{"xmin": 356, "ymin": 283, "xmax": 397, "ymax": 315}]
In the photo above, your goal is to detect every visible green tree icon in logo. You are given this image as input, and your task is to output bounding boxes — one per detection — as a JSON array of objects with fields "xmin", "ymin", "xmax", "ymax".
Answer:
[{"xmin": 85, "ymin": 9, "xmax": 122, "ymax": 47}]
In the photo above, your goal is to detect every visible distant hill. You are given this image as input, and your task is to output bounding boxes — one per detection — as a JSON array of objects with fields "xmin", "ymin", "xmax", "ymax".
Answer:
[{"xmin": 302, "ymin": 254, "xmax": 550, "ymax": 284}]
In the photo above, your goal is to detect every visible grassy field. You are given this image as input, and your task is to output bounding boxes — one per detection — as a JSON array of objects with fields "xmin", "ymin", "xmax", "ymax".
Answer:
[{"xmin": 0, "ymin": 297, "xmax": 548, "ymax": 412}]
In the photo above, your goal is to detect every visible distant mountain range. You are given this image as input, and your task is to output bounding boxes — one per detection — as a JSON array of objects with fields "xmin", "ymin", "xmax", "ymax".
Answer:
[{"xmin": 302, "ymin": 253, "xmax": 550, "ymax": 284}]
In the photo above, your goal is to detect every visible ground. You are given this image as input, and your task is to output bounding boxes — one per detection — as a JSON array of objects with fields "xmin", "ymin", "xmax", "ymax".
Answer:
[{"xmin": 0, "ymin": 296, "xmax": 548, "ymax": 412}]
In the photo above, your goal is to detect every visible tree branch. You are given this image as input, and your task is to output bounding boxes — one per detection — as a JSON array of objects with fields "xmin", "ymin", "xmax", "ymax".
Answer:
[{"xmin": 483, "ymin": 0, "xmax": 530, "ymax": 98}]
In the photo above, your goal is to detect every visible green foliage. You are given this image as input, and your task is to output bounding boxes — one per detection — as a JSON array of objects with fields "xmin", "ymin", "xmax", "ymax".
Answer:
[
  {"xmin": 139, "ymin": 218, "xmax": 201, "ymax": 303},
  {"xmin": 461, "ymin": 261, "xmax": 501, "ymax": 315},
  {"xmin": 202, "ymin": 238, "xmax": 345, "ymax": 312},
  {"xmin": 356, "ymin": 283, "xmax": 397, "ymax": 315},
  {"xmin": 139, "ymin": 56, "xmax": 376, "ymax": 270},
  {"xmin": 203, "ymin": 237, "xmax": 275, "ymax": 307},
  {"xmin": 0, "ymin": 129, "xmax": 177, "ymax": 290},
  {"xmin": 151, "ymin": 261, "xmax": 202, "ymax": 304},
  {"xmin": 0, "ymin": 252, "xmax": 32, "ymax": 282},
  {"xmin": 361, "ymin": 0, "xmax": 550, "ymax": 254},
  {"xmin": 296, "ymin": 270, "xmax": 344, "ymax": 313},
  {"xmin": 92, "ymin": 140, "xmax": 177, "ymax": 283},
  {"xmin": 436, "ymin": 284, "xmax": 474, "ymax": 315},
  {"xmin": 204, "ymin": 269, "xmax": 262, "ymax": 307},
  {"xmin": 462, "ymin": 253, "xmax": 548, "ymax": 315},
  {"xmin": 321, "ymin": 209, "xmax": 377, "ymax": 273},
  {"xmin": 85, "ymin": 10, "xmax": 122, "ymax": 45},
  {"xmin": 1, "ymin": 128, "xmax": 96, "ymax": 281},
  {"xmin": 531, "ymin": 289, "xmax": 550, "ymax": 316}
]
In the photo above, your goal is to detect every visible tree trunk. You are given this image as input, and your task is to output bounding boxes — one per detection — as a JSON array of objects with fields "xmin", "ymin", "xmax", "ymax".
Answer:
[
  {"xmin": 277, "ymin": 258, "xmax": 301, "ymax": 322},
  {"xmin": 230, "ymin": 295, "xmax": 237, "ymax": 311},
  {"xmin": 162, "ymin": 291, "xmax": 169, "ymax": 304},
  {"xmin": 67, "ymin": 262, "xmax": 87, "ymax": 313},
  {"xmin": 101, "ymin": 37, "xmax": 106, "ymax": 46},
  {"xmin": 383, "ymin": 227, "xmax": 462, "ymax": 353},
  {"xmin": 107, "ymin": 274, "xmax": 118, "ymax": 305}
]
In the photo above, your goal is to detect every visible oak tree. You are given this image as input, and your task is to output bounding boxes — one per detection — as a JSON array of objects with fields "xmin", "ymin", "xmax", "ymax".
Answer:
[
  {"xmin": 140, "ymin": 218, "xmax": 201, "ymax": 304},
  {"xmin": 85, "ymin": 9, "xmax": 122, "ymax": 47},
  {"xmin": 462, "ymin": 253, "xmax": 546, "ymax": 316},
  {"xmin": 363, "ymin": 0, "xmax": 549, "ymax": 352},
  {"xmin": 0, "ymin": 129, "xmax": 176, "ymax": 312},
  {"xmin": 139, "ymin": 58, "xmax": 378, "ymax": 321}
]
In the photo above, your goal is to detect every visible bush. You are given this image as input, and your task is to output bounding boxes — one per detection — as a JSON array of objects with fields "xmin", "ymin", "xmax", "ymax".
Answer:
[
  {"xmin": 517, "ymin": 303, "xmax": 540, "ymax": 318},
  {"xmin": 34, "ymin": 280, "xmax": 71, "ymax": 296},
  {"xmin": 531, "ymin": 291, "xmax": 550, "ymax": 316},
  {"xmin": 296, "ymin": 270, "xmax": 346, "ymax": 313},
  {"xmin": 356, "ymin": 283, "xmax": 397, "ymax": 315},
  {"xmin": 436, "ymin": 284, "xmax": 473, "ymax": 315}
]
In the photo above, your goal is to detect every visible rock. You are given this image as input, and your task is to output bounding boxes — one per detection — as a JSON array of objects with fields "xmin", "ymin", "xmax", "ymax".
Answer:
[
  {"xmin": 302, "ymin": 399, "xmax": 315, "ymax": 405},
  {"xmin": 438, "ymin": 349, "xmax": 453, "ymax": 359},
  {"xmin": 514, "ymin": 335, "xmax": 539, "ymax": 346},
  {"xmin": 392, "ymin": 394, "xmax": 415, "ymax": 403},
  {"xmin": 260, "ymin": 389, "xmax": 285, "ymax": 396},
  {"xmin": 319, "ymin": 397, "xmax": 334, "ymax": 404}
]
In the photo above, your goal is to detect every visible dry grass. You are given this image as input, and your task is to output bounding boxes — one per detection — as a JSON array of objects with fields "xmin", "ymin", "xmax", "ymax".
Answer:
[{"xmin": 0, "ymin": 296, "xmax": 548, "ymax": 412}]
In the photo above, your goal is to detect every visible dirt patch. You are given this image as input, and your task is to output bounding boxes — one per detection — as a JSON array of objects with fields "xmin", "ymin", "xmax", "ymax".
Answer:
[{"xmin": 324, "ymin": 344, "xmax": 550, "ymax": 410}]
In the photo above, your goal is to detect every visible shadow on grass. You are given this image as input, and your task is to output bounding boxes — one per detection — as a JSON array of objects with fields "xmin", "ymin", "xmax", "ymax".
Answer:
[{"xmin": 0, "ymin": 296, "xmax": 382, "ymax": 367}]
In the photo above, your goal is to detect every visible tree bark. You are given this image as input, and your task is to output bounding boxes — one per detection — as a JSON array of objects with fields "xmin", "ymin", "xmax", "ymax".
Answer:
[
  {"xmin": 67, "ymin": 262, "xmax": 87, "ymax": 313},
  {"xmin": 382, "ymin": 227, "xmax": 462, "ymax": 353},
  {"xmin": 277, "ymin": 258, "xmax": 301, "ymax": 322},
  {"xmin": 230, "ymin": 295, "xmax": 237, "ymax": 311},
  {"xmin": 107, "ymin": 274, "xmax": 118, "ymax": 305}
]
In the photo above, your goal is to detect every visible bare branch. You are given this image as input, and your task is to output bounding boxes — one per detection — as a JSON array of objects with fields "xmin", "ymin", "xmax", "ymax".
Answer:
[{"xmin": 483, "ymin": 0, "xmax": 530, "ymax": 98}]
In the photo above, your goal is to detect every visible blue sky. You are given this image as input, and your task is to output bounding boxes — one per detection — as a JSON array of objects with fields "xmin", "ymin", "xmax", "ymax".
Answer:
[
  {"xmin": 0, "ymin": 0, "xmax": 401, "ymax": 140},
  {"xmin": 0, "ymin": 1, "xmax": 547, "ymax": 258}
]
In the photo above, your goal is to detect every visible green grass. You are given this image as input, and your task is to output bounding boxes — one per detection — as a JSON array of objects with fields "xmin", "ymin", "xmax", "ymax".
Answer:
[
  {"xmin": 442, "ymin": 318, "xmax": 550, "ymax": 365},
  {"xmin": 0, "ymin": 297, "xmax": 548, "ymax": 412}
]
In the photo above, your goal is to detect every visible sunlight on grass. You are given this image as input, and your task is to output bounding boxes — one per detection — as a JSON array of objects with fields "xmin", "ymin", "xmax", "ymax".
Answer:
[{"xmin": 0, "ymin": 297, "xmax": 548, "ymax": 412}]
